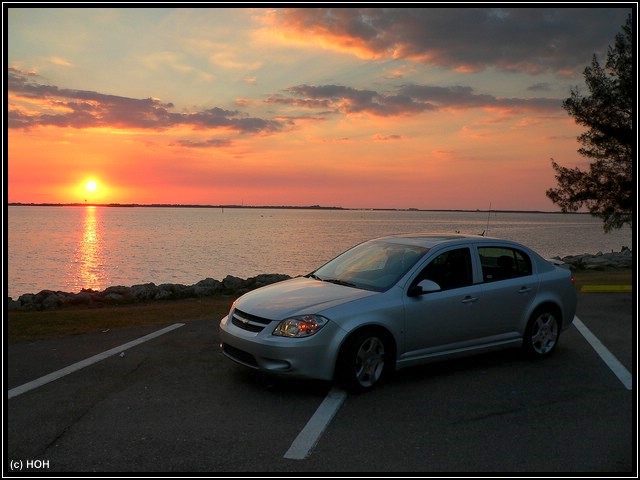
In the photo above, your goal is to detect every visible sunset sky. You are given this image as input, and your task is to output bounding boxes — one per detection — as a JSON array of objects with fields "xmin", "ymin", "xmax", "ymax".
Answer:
[{"xmin": 6, "ymin": 6, "xmax": 632, "ymax": 210}]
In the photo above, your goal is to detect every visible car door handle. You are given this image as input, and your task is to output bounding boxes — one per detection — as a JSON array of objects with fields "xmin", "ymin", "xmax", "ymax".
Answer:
[
  {"xmin": 462, "ymin": 296, "xmax": 478, "ymax": 304},
  {"xmin": 518, "ymin": 286, "xmax": 533, "ymax": 294}
]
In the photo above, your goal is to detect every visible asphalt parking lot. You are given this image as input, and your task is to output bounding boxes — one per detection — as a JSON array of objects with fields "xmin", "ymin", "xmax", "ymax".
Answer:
[{"xmin": 6, "ymin": 292, "xmax": 635, "ymax": 474}]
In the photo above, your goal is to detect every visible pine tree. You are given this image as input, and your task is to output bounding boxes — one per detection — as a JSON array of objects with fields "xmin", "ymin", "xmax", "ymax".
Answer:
[{"xmin": 546, "ymin": 14, "xmax": 633, "ymax": 232}]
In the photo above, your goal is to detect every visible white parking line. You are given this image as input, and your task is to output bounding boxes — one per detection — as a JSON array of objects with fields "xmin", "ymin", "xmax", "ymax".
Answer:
[
  {"xmin": 8, "ymin": 323, "xmax": 185, "ymax": 399},
  {"xmin": 573, "ymin": 316, "xmax": 632, "ymax": 390},
  {"xmin": 284, "ymin": 387, "xmax": 347, "ymax": 460}
]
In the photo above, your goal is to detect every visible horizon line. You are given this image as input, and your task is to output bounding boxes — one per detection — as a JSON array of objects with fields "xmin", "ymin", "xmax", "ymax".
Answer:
[{"xmin": 7, "ymin": 202, "xmax": 580, "ymax": 214}]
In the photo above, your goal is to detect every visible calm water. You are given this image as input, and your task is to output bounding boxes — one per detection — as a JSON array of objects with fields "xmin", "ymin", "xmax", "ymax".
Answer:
[{"xmin": 7, "ymin": 206, "xmax": 633, "ymax": 299}]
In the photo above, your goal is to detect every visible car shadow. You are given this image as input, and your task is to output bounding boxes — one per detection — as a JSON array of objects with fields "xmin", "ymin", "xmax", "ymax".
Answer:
[
  {"xmin": 230, "ymin": 367, "xmax": 334, "ymax": 397},
  {"xmin": 225, "ymin": 345, "xmax": 570, "ymax": 396},
  {"xmin": 387, "ymin": 347, "xmax": 529, "ymax": 387}
]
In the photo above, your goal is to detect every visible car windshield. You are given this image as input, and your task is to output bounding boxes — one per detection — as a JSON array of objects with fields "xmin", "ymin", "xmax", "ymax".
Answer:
[{"xmin": 310, "ymin": 240, "xmax": 429, "ymax": 292}]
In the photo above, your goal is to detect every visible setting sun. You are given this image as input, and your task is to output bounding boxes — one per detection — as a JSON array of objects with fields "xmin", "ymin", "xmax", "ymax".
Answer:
[{"xmin": 70, "ymin": 178, "xmax": 112, "ymax": 203}]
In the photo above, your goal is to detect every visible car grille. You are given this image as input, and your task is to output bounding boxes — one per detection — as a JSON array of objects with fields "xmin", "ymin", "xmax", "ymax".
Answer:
[
  {"xmin": 221, "ymin": 343, "xmax": 259, "ymax": 368},
  {"xmin": 231, "ymin": 308, "xmax": 273, "ymax": 333}
]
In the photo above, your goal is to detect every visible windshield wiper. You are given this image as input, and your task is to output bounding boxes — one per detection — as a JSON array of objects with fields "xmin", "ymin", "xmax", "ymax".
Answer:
[
  {"xmin": 306, "ymin": 273, "xmax": 357, "ymax": 288},
  {"xmin": 322, "ymin": 278, "xmax": 357, "ymax": 288}
]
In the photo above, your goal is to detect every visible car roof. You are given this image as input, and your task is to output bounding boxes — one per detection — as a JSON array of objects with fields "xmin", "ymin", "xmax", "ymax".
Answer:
[{"xmin": 373, "ymin": 233, "xmax": 506, "ymax": 249}]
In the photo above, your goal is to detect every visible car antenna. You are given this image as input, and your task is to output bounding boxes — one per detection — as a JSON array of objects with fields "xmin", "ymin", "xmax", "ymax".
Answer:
[{"xmin": 483, "ymin": 202, "xmax": 492, "ymax": 236}]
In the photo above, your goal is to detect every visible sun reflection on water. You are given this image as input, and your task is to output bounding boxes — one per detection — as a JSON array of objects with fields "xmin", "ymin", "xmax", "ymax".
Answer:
[{"xmin": 74, "ymin": 206, "xmax": 105, "ymax": 292}]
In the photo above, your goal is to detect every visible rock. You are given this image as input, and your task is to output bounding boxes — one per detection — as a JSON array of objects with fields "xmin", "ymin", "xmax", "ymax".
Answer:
[
  {"xmin": 559, "ymin": 247, "xmax": 634, "ymax": 270},
  {"xmin": 41, "ymin": 292, "xmax": 64, "ymax": 309},
  {"xmin": 102, "ymin": 292, "xmax": 126, "ymax": 303},
  {"xmin": 171, "ymin": 284, "xmax": 195, "ymax": 299},
  {"xmin": 18, "ymin": 293, "xmax": 35, "ymax": 306},
  {"xmin": 129, "ymin": 283, "xmax": 158, "ymax": 301},
  {"xmin": 253, "ymin": 273, "xmax": 291, "ymax": 287},
  {"xmin": 102, "ymin": 285, "xmax": 130, "ymax": 296},
  {"xmin": 7, "ymin": 298, "xmax": 22, "ymax": 311},
  {"xmin": 222, "ymin": 275, "xmax": 245, "ymax": 291},
  {"xmin": 195, "ymin": 278, "xmax": 219, "ymax": 288},
  {"xmin": 154, "ymin": 285, "xmax": 174, "ymax": 300},
  {"xmin": 193, "ymin": 278, "xmax": 222, "ymax": 297},
  {"xmin": 67, "ymin": 291, "xmax": 94, "ymax": 305}
]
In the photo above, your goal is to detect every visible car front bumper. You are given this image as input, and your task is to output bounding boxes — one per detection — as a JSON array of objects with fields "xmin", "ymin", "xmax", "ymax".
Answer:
[{"xmin": 219, "ymin": 313, "xmax": 345, "ymax": 381}]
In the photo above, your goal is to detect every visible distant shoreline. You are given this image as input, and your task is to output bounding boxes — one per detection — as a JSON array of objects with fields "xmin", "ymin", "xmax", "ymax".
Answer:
[{"xmin": 7, "ymin": 202, "xmax": 582, "ymax": 215}]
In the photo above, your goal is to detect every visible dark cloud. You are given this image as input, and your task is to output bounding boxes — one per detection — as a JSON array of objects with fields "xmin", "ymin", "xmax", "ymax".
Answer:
[
  {"xmin": 8, "ymin": 68, "xmax": 282, "ymax": 134},
  {"xmin": 174, "ymin": 138, "xmax": 233, "ymax": 148},
  {"xmin": 373, "ymin": 134, "xmax": 403, "ymax": 141},
  {"xmin": 266, "ymin": 94, "xmax": 333, "ymax": 110},
  {"xmin": 527, "ymin": 82, "xmax": 553, "ymax": 92},
  {"xmin": 276, "ymin": 83, "xmax": 561, "ymax": 117},
  {"xmin": 274, "ymin": 7, "xmax": 631, "ymax": 74},
  {"xmin": 271, "ymin": 84, "xmax": 430, "ymax": 116}
]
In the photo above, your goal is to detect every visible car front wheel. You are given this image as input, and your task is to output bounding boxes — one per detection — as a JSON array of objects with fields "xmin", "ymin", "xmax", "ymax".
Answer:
[
  {"xmin": 337, "ymin": 329, "xmax": 391, "ymax": 392},
  {"xmin": 524, "ymin": 307, "xmax": 560, "ymax": 357}
]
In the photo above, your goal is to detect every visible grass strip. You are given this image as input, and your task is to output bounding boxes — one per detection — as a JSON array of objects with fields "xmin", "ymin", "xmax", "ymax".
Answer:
[
  {"xmin": 570, "ymin": 268, "xmax": 632, "ymax": 291},
  {"xmin": 8, "ymin": 296, "xmax": 234, "ymax": 343}
]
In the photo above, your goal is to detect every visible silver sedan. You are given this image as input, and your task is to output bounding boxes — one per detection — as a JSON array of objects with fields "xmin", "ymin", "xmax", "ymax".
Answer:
[{"xmin": 219, "ymin": 234, "xmax": 577, "ymax": 392}]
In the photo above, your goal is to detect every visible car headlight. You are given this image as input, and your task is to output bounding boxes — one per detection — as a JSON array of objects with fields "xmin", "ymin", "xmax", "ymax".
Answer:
[
  {"xmin": 228, "ymin": 300, "xmax": 238, "ymax": 316},
  {"xmin": 220, "ymin": 300, "xmax": 238, "ymax": 327},
  {"xmin": 273, "ymin": 315, "xmax": 329, "ymax": 338}
]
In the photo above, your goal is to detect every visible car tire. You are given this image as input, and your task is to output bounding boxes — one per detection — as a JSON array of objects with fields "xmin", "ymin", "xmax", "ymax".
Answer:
[
  {"xmin": 523, "ymin": 307, "xmax": 560, "ymax": 357},
  {"xmin": 337, "ymin": 329, "xmax": 392, "ymax": 393}
]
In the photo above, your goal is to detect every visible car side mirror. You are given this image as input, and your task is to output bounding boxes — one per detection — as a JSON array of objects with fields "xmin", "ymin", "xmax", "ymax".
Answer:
[{"xmin": 408, "ymin": 279, "xmax": 441, "ymax": 297}]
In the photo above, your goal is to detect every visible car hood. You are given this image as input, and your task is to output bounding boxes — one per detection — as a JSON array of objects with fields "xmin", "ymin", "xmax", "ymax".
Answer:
[{"xmin": 234, "ymin": 276, "xmax": 378, "ymax": 320}]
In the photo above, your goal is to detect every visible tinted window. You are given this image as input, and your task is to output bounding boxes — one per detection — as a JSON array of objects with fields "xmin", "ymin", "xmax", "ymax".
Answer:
[
  {"xmin": 413, "ymin": 248, "xmax": 473, "ymax": 291},
  {"xmin": 478, "ymin": 247, "xmax": 532, "ymax": 282}
]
